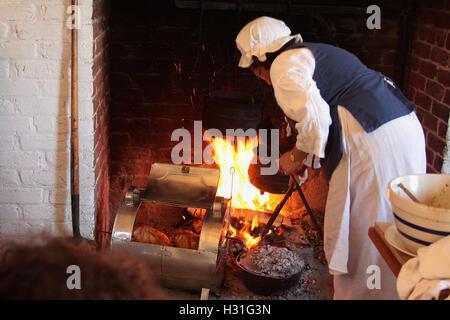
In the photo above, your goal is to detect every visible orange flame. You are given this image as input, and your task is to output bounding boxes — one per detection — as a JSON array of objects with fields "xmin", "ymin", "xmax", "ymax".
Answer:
[
  {"xmin": 240, "ymin": 216, "xmax": 261, "ymax": 249},
  {"xmin": 251, "ymin": 215, "xmax": 258, "ymax": 231},
  {"xmin": 212, "ymin": 136, "xmax": 286, "ymax": 249},
  {"xmin": 211, "ymin": 136, "xmax": 285, "ymax": 212}
]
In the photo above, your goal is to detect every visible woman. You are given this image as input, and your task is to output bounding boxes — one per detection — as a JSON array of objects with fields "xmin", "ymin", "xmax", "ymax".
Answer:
[{"xmin": 236, "ymin": 16, "xmax": 426, "ymax": 299}]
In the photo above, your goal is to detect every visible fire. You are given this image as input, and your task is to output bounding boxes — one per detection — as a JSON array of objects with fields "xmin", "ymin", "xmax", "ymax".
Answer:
[
  {"xmin": 211, "ymin": 136, "xmax": 283, "ymax": 212},
  {"xmin": 251, "ymin": 215, "xmax": 258, "ymax": 231},
  {"xmin": 243, "ymin": 216, "xmax": 261, "ymax": 249},
  {"xmin": 211, "ymin": 136, "xmax": 287, "ymax": 249},
  {"xmin": 224, "ymin": 216, "xmax": 261, "ymax": 250}
]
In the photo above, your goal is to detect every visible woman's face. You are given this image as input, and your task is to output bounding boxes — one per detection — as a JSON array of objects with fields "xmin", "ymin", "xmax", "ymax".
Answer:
[{"xmin": 250, "ymin": 64, "xmax": 271, "ymax": 86}]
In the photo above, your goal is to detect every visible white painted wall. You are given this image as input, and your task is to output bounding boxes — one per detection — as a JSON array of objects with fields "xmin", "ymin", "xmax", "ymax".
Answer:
[
  {"xmin": 0, "ymin": 0, "xmax": 97, "ymax": 242},
  {"xmin": 442, "ymin": 116, "xmax": 450, "ymax": 174}
]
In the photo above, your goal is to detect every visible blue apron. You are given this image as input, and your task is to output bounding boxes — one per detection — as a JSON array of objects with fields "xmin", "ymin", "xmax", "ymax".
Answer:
[{"xmin": 281, "ymin": 42, "xmax": 415, "ymax": 179}]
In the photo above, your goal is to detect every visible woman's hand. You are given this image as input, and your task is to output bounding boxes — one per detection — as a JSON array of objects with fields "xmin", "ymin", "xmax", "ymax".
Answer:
[
  {"xmin": 279, "ymin": 148, "xmax": 308, "ymax": 176},
  {"xmin": 279, "ymin": 151, "xmax": 301, "ymax": 176},
  {"xmin": 289, "ymin": 169, "xmax": 308, "ymax": 188}
]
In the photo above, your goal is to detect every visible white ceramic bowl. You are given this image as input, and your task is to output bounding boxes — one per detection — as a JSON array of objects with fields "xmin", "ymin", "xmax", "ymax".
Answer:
[{"xmin": 388, "ymin": 174, "xmax": 450, "ymax": 254}]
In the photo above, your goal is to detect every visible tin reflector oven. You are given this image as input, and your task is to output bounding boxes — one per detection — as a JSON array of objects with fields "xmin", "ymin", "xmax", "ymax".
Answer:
[{"xmin": 111, "ymin": 163, "xmax": 227, "ymax": 292}]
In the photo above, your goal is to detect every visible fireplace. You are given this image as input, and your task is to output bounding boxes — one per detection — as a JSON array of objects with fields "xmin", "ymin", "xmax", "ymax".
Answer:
[
  {"xmin": 86, "ymin": 0, "xmax": 449, "ymax": 299},
  {"xmin": 110, "ymin": 160, "xmax": 329, "ymax": 298}
]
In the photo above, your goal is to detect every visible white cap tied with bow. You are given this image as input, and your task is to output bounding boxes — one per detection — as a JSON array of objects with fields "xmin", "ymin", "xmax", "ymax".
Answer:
[{"xmin": 235, "ymin": 16, "xmax": 302, "ymax": 68}]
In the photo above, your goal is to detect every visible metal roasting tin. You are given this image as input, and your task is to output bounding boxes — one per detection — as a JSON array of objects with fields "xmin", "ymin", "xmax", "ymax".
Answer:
[{"xmin": 111, "ymin": 163, "xmax": 228, "ymax": 291}]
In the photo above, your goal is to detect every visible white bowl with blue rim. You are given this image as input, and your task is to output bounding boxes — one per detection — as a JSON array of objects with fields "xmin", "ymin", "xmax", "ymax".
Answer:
[{"xmin": 388, "ymin": 174, "xmax": 450, "ymax": 254}]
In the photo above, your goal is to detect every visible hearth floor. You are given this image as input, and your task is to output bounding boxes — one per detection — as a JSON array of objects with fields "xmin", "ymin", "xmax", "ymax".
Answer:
[{"xmin": 210, "ymin": 246, "xmax": 333, "ymax": 300}]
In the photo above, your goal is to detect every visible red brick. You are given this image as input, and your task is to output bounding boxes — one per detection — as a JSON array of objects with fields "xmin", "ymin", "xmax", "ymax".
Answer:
[
  {"xmin": 92, "ymin": 50, "xmax": 107, "ymax": 79},
  {"xmin": 93, "ymin": 0, "xmax": 105, "ymax": 19},
  {"xmin": 435, "ymin": 11, "xmax": 450, "ymax": 30},
  {"xmin": 415, "ymin": 91, "xmax": 433, "ymax": 110},
  {"xmin": 426, "ymin": 165, "xmax": 438, "ymax": 173},
  {"xmin": 411, "ymin": 72, "xmax": 427, "ymax": 90},
  {"xmin": 435, "ymin": 30, "xmax": 447, "ymax": 47},
  {"xmin": 150, "ymin": 147, "xmax": 173, "ymax": 163},
  {"xmin": 419, "ymin": 60, "xmax": 437, "ymax": 79},
  {"xmin": 434, "ymin": 155, "xmax": 444, "ymax": 172},
  {"xmin": 427, "ymin": 132, "xmax": 446, "ymax": 154},
  {"xmin": 383, "ymin": 51, "xmax": 398, "ymax": 64},
  {"xmin": 110, "ymin": 133, "xmax": 130, "ymax": 146},
  {"xmin": 364, "ymin": 37, "xmax": 398, "ymax": 50},
  {"xmin": 418, "ymin": 10, "xmax": 434, "ymax": 28},
  {"xmin": 407, "ymin": 87, "xmax": 416, "ymax": 101},
  {"xmin": 94, "ymin": 32, "xmax": 109, "ymax": 58},
  {"xmin": 430, "ymin": 0, "xmax": 447, "ymax": 10},
  {"xmin": 445, "ymin": 89, "xmax": 450, "ymax": 106},
  {"xmin": 414, "ymin": 41, "xmax": 431, "ymax": 59},
  {"xmin": 93, "ymin": 19, "xmax": 107, "ymax": 42},
  {"xmin": 113, "ymin": 88, "xmax": 144, "ymax": 104},
  {"xmin": 426, "ymin": 147, "xmax": 435, "ymax": 165},
  {"xmin": 438, "ymin": 121, "xmax": 448, "ymax": 139},
  {"xmin": 430, "ymin": 47, "xmax": 450, "ymax": 66},
  {"xmin": 110, "ymin": 72, "xmax": 133, "ymax": 89},
  {"xmin": 423, "ymin": 113, "xmax": 438, "ymax": 132},
  {"xmin": 427, "ymin": 29, "xmax": 437, "ymax": 45},
  {"xmin": 110, "ymin": 147, "xmax": 151, "ymax": 163},
  {"xmin": 411, "ymin": 56, "xmax": 420, "ymax": 71},
  {"xmin": 447, "ymin": 32, "xmax": 450, "ymax": 51},
  {"xmin": 416, "ymin": 107, "xmax": 425, "ymax": 122},
  {"xmin": 437, "ymin": 69, "xmax": 450, "ymax": 87},
  {"xmin": 425, "ymin": 80, "xmax": 446, "ymax": 101},
  {"xmin": 432, "ymin": 100, "xmax": 450, "ymax": 121},
  {"xmin": 418, "ymin": 25, "xmax": 429, "ymax": 42}
]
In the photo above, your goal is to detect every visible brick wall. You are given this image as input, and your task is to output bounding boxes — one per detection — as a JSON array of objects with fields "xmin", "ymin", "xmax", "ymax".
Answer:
[
  {"xmin": 405, "ymin": 1, "xmax": 450, "ymax": 173},
  {"xmin": 0, "ymin": 0, "xmax": 99, "ymax": 242},
  {"xmin": 92, "ymin": 0, "xmax": 111, "ymax": 243}
]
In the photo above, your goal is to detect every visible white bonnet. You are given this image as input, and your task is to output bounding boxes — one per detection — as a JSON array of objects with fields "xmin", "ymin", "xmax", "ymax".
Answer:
[{"xmin": 236, "ymin": 16, "xmax": 302, "ymax": 68}]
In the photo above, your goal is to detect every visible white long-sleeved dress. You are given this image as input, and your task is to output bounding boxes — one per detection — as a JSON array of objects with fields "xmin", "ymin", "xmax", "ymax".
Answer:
[{"xmin": 270, "ymin": 48, "xmax": 426, "ymax": 300}]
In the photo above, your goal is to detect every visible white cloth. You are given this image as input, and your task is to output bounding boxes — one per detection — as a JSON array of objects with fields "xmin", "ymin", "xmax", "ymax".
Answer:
[
  {"xmin": 270, "ymin": 48, "xmax": 331, "ymax": 158},
  {"xmin": 270, "ymin": 46, "xmax": 427, "ymax": 300},
  {"xmin": 236, "ymin": 16, "xmax": 302, "ymax": 68},
  {"xmin": 285, "ymin": 117, "xmax": 321, "ymax": 169},
  {"xmin": 397, "ymin": 236, "xmax": 450, "ymax": 300},
  {"xmin": 327, "ymin": 106, "xmax": 426, "ymax": 299},
  {"xmin": 266, "ymin": 44, "xmax": 426, "ymax": 300}
]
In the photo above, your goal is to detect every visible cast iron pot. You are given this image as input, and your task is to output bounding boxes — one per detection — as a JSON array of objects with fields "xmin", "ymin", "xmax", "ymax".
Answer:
[
  {"xmin": 202, "ymin": 90, "xmax": 263, "ymax": 132},
  {"xmin": 236, "ymin": 251, "xmax": 303, "ymax": 296},
  {"xmin": 248, "ymin": 159, "xmax": 291, "ymax": 195}
]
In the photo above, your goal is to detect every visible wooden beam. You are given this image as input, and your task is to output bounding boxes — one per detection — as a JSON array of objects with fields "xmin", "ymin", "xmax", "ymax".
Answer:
[{"xmin": 175, "ymin": 1, "xmax": 403, "ymax": 16}]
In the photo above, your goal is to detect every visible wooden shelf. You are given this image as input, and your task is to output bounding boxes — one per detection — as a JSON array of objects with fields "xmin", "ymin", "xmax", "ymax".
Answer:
[{"xmin": 368, "ymin": 222, "xmax": 412, "ymax": 277}]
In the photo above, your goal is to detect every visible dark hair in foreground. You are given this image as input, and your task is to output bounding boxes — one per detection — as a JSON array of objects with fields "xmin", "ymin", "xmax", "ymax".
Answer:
[{"xmin": 0, "ymin": 237, "xmax": 166, "ymax": 300}]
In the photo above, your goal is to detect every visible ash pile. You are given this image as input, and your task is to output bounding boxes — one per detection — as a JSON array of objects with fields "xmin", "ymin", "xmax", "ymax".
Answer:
[{"xmin": 212, "ymin": 210, "xmax": 333, "ymax": 300}]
